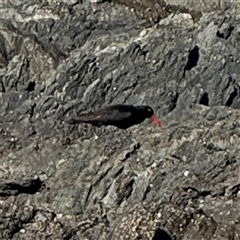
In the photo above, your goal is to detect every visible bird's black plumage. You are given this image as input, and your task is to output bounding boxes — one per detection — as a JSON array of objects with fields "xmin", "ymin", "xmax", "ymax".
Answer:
[{"xmin": 66, "ymin": 104, "xmax": 161, "ymax": 129}]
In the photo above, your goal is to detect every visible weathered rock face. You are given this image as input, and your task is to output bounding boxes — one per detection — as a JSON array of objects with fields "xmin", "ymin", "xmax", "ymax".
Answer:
[{"xmin": 0, "ymin": 0, "xmax": 240, "ymax": 239}]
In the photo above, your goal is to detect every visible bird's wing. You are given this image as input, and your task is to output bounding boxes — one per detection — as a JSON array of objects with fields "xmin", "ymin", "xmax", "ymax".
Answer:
[
  {"xmin": 66, "ymin": 105, "xmax": 133, "ymax": 124},
  {"xmin": 86, "ymin": 107, "xmax": 132, "ymax": 121},
  {"xmin": 101, "ymin": 108, "xmax": 132, "ymax": 122}
]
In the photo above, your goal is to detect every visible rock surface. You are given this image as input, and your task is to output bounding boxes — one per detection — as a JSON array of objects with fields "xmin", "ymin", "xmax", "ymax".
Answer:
[{"xmin": 0, "ymin": 0, "xmax": 240, "ymax": 239}]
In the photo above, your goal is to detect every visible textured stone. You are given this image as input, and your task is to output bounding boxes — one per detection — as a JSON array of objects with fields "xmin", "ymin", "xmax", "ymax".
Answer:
[{"xmin": 0, "ymin": 0, "xmax": 240, "ymax": 239}]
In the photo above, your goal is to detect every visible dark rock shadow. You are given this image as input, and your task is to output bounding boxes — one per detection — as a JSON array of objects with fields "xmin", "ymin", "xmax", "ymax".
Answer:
[
  {"xmin": 183, "ymin": 45, "xmax": 199, "ymax": 78},
  {"xmin": 199, "ymin": 92, "xmax": 209, "ymax": 106},
  {"xmin": 0, "ymin": 177, "xmax": 45, "ymax": 197},
  {"xmin": 152, "ymin": 228, "xmax": 173, "ymax": 240},
  {"xmin": 226, "ymin": 87, "xmax": 238, "ymax": 107}
]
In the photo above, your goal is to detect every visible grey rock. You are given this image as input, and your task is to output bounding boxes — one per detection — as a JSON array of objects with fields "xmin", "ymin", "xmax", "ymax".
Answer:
[{"xmin": 0, "ymin": 0, "xmax": 240, "ymax": 239}]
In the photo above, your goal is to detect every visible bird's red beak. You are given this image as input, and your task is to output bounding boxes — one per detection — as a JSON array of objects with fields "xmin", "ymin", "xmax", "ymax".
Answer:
[{"xmin": 150, "ymin": 115, "xmax": 162, "ymax": 127}]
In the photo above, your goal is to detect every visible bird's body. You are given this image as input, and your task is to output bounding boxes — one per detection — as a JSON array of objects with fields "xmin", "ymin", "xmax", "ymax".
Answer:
[{"xmin": 66, "ymin": 104, "xmax": 161, "ymax": 129}]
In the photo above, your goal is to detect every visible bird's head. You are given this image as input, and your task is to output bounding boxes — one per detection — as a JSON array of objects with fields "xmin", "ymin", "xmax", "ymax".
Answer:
[
  {"xmin": 143, "ymin": 106, "xmax": 162, "ymax": 127},
  {"xmin": 145, "ymin": 106, "xmax": 154, "ymax": 118}
]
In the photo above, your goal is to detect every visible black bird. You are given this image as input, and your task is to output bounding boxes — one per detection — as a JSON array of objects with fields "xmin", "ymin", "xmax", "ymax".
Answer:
[{"xmin": 66, "ymin": 104, "xmax": 161, "ymax": 129}]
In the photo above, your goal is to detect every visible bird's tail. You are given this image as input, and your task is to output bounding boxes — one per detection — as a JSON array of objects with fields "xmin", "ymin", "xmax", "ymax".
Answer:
[{"xmin": 65, "ymin": 118, "xmax": 85, "ymax": 124}]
